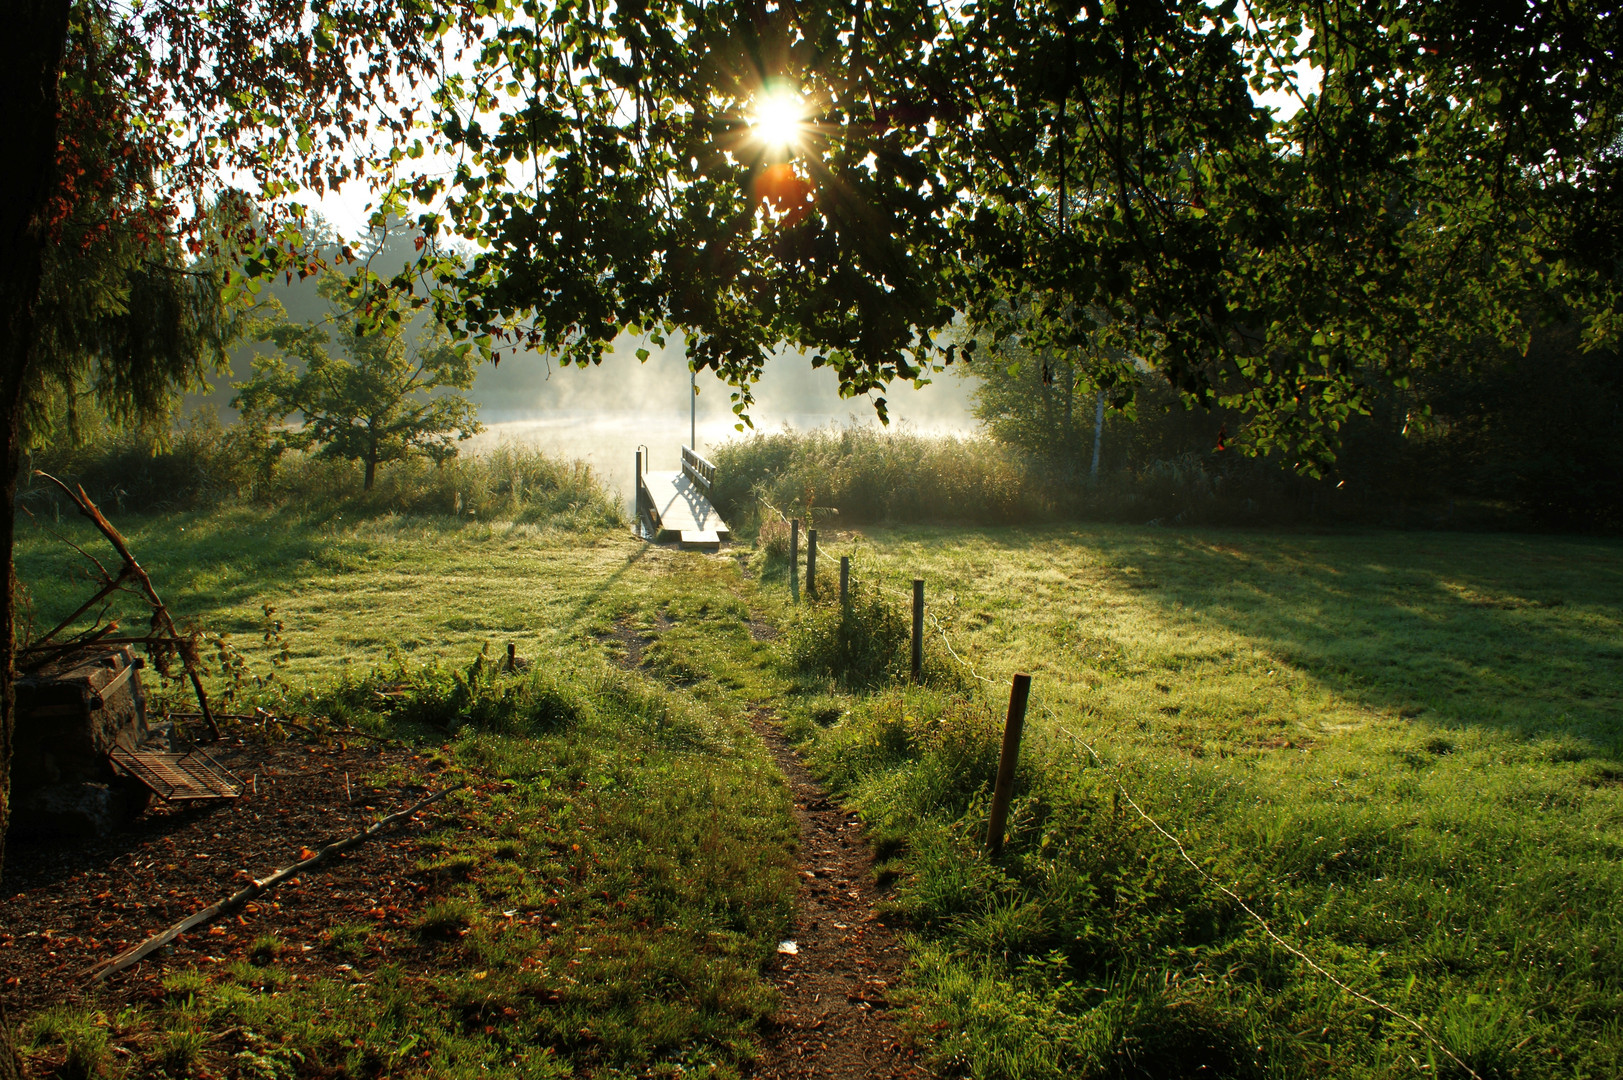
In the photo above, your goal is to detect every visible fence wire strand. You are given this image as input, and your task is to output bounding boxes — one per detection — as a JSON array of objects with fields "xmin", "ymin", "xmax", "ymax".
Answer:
[
  {"xmin": 1052, "ymin": 724, "xmax": 1481, "ymax": 1080},
  {"xmin": 913, "ymin": 599, "xmax": 1480, "ymax": 1079},
  {"xmin": 844, "ymin": 565, "xmax": 1478, "ymax": 1078}
]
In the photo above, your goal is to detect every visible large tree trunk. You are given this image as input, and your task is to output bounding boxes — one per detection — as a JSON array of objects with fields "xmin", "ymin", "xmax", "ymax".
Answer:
[{"xmin": 1, "ymin": 1, "xmax": 73, "ymax": 1073}]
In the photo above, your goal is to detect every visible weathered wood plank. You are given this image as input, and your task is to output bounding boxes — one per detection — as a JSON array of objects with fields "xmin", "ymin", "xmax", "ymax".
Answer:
[{"xmin": 643, "ymin": 470, "xmax": 730, "ymax": 539}]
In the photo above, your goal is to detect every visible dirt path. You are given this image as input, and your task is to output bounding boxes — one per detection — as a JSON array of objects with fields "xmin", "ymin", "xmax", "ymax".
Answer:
[{"xmin": 748, "ymin": 710, "xmax": 931, "ymax": 1080}]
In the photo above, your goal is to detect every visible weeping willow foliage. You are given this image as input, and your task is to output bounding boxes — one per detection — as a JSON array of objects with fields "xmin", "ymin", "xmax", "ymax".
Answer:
[{"xmin": 23, "ymin": 2, "xmax": 234, "ymax": 451}]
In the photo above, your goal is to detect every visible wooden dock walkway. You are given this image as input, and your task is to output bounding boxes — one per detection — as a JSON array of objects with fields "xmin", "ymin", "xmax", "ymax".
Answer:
[{"xmin": 636, "ymin": 447, "xmax": 730, "ymax": 548}]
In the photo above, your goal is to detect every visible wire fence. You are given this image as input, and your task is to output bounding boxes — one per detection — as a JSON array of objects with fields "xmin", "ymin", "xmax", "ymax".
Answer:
[{"xmin": 831, "ymin": 560, "xmax": 1483, "ymax": 1080}]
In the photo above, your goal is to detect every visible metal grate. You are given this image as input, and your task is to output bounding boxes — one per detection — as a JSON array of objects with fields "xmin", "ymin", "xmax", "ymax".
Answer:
[{"xmin": 109, "ymin": 745, "xmax": 242, "ymax": 802}]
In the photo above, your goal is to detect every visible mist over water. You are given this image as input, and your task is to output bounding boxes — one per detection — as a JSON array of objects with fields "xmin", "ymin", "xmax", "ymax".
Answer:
[
  {"xmin": 191, "ymin": 258, "xmax": 982, "ymax": 517},
  {"xmin": 465, "ymin": 334, "xmax": 980, "ymax": 513}
]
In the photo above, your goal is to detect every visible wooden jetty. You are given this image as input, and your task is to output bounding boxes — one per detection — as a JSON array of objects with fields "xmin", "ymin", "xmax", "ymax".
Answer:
[{"xmin": 636, "ymin": 446, "xmax": 730, "ymax": 549}]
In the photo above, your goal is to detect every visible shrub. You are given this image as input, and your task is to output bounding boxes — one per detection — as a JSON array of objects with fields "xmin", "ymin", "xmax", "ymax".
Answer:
[
  {"xmin": 25, "ymin": 415, "xmax": 625, "ymax": 530},
  {"xmin": 157, "ymin": 1029, "xmax": 207, "ymax": 1076},
  {"xmin": 756, "ymin": 514, "xmax": 792, "ymax": 562},
  {"xmin": 780, "ymin": 580, "xmax": 911, "ymax": 689},
  {"xmin": 248, "ymin": 934, "xmax": 284, "ymax": 966},
  {"xmin": 296, "ymin": 648, "xmax": 586, "ymax": 738},
  {"xmin": 417, "ymin": 897, "xmax": 476, "ymax": 939},
  {"xmin": 25, "ymin": 409, "xmax": 258, "ymax": 514},
  {"xmin": 711, "ymin": 425, "xmax": 1053, "ymax": 529},
  {"xmin": 23, "ymin": 1008, "xmax": 112, "ymax": 1080}
]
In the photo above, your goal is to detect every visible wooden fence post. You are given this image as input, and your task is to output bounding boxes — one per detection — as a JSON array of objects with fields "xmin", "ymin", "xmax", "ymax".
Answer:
[
  {"xmin": 911, "ymin": 578, "xmax": 924, "ymax": 681},
  {"xmin": 839, "ymin": 556, "xmax": 850, "ymax": 605},
  {"xmin": 790, "ymin": 519, "xmax": 800, "ymax": 603},
  {"xmin": 807, "ymin": 529, "xmax": 818, "ymax": 600},
  {"xmin": 987, "ymin": 674, "xmax": 1033, "ymax": 858}
]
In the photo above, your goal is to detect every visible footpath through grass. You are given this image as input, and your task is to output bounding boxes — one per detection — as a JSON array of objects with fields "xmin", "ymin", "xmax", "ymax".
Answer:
[{"xmin": 12, "ymin": 505, "xmax": 1623, "ymax": 1079}]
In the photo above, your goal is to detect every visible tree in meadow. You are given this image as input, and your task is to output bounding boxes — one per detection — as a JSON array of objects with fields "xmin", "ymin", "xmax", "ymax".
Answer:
[{"xmin": 235, "ymin": 272, "xmax": 482, "ymax": 491}]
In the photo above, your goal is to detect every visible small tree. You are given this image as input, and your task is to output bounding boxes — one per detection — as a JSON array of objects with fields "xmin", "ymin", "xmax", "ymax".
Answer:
[{"xmin": 235, "ymin": 273, "xmax": 482, "ymax": 491}]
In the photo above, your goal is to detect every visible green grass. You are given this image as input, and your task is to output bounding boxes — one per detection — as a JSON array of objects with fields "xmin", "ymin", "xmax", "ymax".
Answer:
[
  {"xmin": 14, "ymin": 499, "xmax": 1623, "ymax": 1078},
  {"xmin": 780, "ymin": 525, "xmax": 1623, "ymax": 1078},
  {"xmin": 16, "ymin": 504, "xmax": 648, "ymax": 695},
  {"xmin": 15, "ymin": 505, "xmax": 795, "ymax": 1079}
]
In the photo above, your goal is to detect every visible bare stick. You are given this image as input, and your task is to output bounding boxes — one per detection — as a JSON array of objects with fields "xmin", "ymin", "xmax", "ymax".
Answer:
[
  {"xmin": 20, "ymin": 634, "xmax": 193, "ymax": 653},
  {"xmin": 17, "ymin": 622, "xmax": 122, "ymax": 673},
  {"xmin": 30, "ymin": 567, "xmax": 135, "ymax": 648},
  {"xmin": 35, "ymin": 472, "xmax": 219, "ymax": 738},
  {"xmin": 86, "ymin": 783, "xmax": 465, "ymax": 983}
]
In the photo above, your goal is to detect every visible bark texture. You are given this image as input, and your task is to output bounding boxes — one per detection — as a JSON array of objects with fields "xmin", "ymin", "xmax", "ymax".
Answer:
[{"xmin": 1, "ymin": 1, "xmax": 72, "ymax": 1073}]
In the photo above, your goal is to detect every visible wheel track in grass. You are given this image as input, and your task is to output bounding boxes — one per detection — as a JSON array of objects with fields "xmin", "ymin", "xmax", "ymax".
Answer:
[{"xmin": 746, "ymin": 707, "xmax": 930, "ymax": 1080}]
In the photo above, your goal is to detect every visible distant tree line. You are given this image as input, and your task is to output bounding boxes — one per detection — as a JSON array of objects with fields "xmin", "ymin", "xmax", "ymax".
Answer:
[{"xmin": 967, "ymin": 325, "xmax": 1623, "ymax": 531}]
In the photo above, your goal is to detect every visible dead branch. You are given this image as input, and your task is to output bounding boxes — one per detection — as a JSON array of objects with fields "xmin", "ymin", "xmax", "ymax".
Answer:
[
  {"xmin": 85, "ymin": 783, "xmax": 466, "ymax": 983},
  {"xmin": 33, "ymin": 471, "xmax": 219, "ymax": 739},
  {"xmin": 31, "ymin": 566, "xmax": 136, "ymax": 649},
  {"xmin": 165, "ymin": 708, "xmax": 401, "ymax": 746},
  {"xmin": 19, "ymin": 634, "xmax": 193, "ymax": 653},
  {"xmin": 17, "ymin": 623, "xmax": 122, "ymax": 673}
]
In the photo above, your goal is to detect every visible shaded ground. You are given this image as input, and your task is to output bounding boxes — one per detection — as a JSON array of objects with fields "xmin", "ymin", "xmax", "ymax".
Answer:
[
  {"xmin": 1, "ymin": 739, "xmax": 449, "ymax": 1021},
  {"xmin": 747, "ymin": 710, "xmax": 928, "ymax": 1080}
]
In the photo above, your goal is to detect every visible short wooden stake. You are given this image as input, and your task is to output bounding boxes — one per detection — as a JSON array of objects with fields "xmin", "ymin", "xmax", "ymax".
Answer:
[
  {"xmin": 839, "ymin": 556, "xmax": 850, "ymax": 605},
  {"xmin": 911, "ymin": 578, "xmax": 924, "ymax": 681},
  {"xmin": 506, "ymin": 642, "xmax": 516, "ymax": 672},
  {"xmin": 987, "ymin": 674, "xmax": 1033, "ymax": 858},
  {"xmin": 790, "ymin": 519, "xmax": 800, "ymax": 603},
  {"xmin": 807, "ymin": 529, "xmax": 818, "ymax": 600}
]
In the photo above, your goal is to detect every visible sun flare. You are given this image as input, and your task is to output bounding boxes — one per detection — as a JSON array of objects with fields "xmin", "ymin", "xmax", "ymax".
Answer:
[{"xmin": 750, "ymin": 89, "xmax": 806, "ymax": 151}]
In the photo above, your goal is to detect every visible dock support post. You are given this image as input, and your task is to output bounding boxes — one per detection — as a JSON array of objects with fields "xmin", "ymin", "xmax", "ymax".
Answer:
[
  {"xmin": 839, "ymin": 556, "xmax": 850, "ymax": 605},
  {"xmin": 987, "ymin": 674, "xmax": 1033, "ymax": 858},
  {"xmin": 807, "ymin": 529, "xmax": 818, "ymax": 600},
  {"xmin": 911, "ymin": 578, "xmax": 924, "ymax": 681},
  {"xmin": 791, "ymin": 520, "xmax": 800, "ymax": 603}
]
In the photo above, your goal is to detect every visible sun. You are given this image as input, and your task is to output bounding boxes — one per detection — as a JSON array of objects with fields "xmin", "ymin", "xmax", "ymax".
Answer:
[{"xmin": 749, "ymin": 88, "xmax": 806, "ymax": 152}]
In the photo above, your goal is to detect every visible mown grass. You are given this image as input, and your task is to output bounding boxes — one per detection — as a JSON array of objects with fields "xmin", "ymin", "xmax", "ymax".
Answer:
[
  {"xmin": 15, "ymin": 481, "xmax": 1623, "ymax": 1078},
  {"xmin": 775, "ymin": 525, "xmax": 1623, "ymax": 1078},
  {"xmin": 14, "ymin": 495, "xmax": 797, "ymax": 1078}
]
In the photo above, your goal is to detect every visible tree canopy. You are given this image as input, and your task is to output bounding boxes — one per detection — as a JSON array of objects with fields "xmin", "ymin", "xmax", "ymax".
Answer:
[{"xmin": 415, "ymin": 0, "xmax": 1621, "ymax": 468}]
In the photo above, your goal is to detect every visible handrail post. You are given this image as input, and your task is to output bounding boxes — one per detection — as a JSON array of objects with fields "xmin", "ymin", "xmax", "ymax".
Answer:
[{"xmin": 634, "ymin": 451, "xmax": 644, "ymax": 534}]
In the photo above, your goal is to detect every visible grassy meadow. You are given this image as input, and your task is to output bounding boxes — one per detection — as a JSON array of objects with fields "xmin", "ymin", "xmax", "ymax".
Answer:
[
  {"xmin": 10, "ymin": 457, "xmax": 1623, "ymax": 1078},
  {"xmin": 779, "ymin": 526, "xmax": 1623, "ymax": 1078},
  {"xmin": 13, "ymin": 488, "xmax": 802, "ymax": 1080}
]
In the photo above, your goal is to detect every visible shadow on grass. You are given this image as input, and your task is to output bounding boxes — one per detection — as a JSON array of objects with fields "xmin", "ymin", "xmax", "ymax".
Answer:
[
  {"xmin": 1076, "ymin": 527, "xmax": 1623, "ymax": 755},
  {"xmin": 867, "ymin": 522, "xmax": 1623, "ymax": 756}
]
